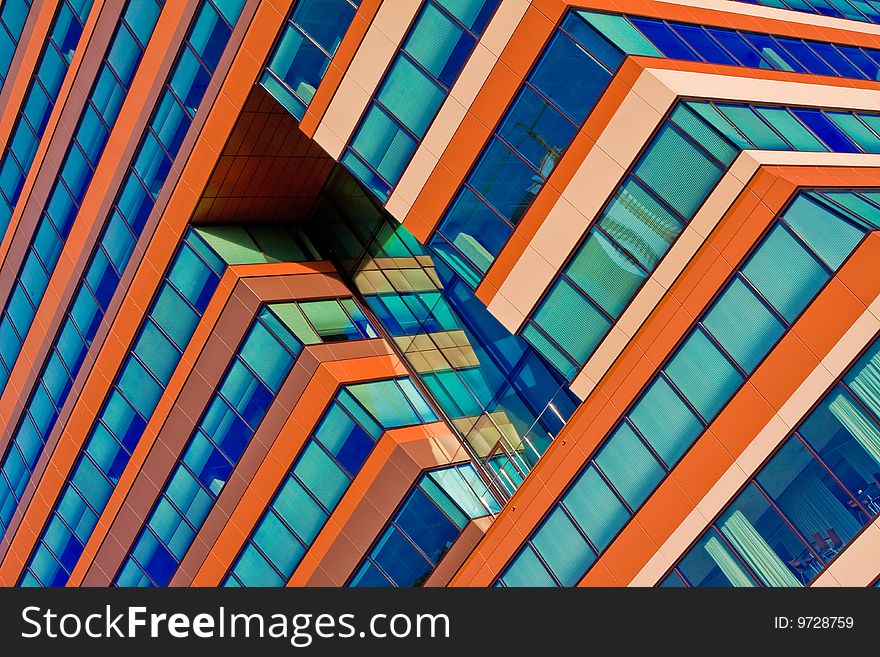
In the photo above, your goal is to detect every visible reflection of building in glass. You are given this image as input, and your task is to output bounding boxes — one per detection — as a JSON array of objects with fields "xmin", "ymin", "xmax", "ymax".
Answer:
[{"xmin": 1, "ymin": 0, "xmax": 879, "ymax": 588}]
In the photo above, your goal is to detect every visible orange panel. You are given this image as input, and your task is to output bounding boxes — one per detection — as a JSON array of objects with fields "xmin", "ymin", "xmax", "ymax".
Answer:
[
  {"xmin": 0, "ymin": 1, "xmax": 62, "ymax": 161},
  {"xmin": 299, "ymin": 0, "xmax": 382, "ymax": 137},
  {"xmin": 454, "ymin": 165, "xmax": 880, "ymax": 587},
  {"xmin": 191, "ymin": 355, "xmax": 410, "ymax": 585}
]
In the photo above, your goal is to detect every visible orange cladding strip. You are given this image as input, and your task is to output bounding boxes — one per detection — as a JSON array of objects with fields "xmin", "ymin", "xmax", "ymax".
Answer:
[
  {"xmin": 0, "ymin": 0, "xmax": 195, "ymax": 457},
  {"xmin": 581, "ymin": 233, "xmax": 880, "ymax": 586},
  {"xmin": 189, "ymin": 354, "xmax": 413, "ymax": 586},
  {"xmin": 0, "ymin": 0, "xmax": 110, "ymax": 266},
  {"xmin": 0, "ymin": 1, "xmax": 61, "ymax": 162},
  {"xmin": 451, "ymin": 165, "xmax": 880, "ymax": 586},
  {"xmin": 0, "ymin": 0, "xmax": 299, "ymax": 584},
  {"xmin": 0, "ymin": 261, "xmax": 238, "ymax": 584},
  {"xmin": 400, "ymin": 0, "xmax": 880, "ymax": 257},
  {"xmin": 297, "ymin": 0, "xmax": 383, "ymax": 138}
]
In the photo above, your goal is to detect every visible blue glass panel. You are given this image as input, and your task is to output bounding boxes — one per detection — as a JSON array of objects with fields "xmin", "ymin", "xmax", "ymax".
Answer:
[
  {"xmin": 371, "ymin": 525, "xmax": 433, "ymax": 586},
  {"xmin": 564, "ymin": 466, "xmax": 629, "ymax": 551},
  {"xmin": 188, "ymin": 4, "xmax": 231, "ymax": 71},
  {"xmin": 106, "ymin": 23, "xmax": 140, "ymax": 83},
  {"xmin": 742, "ymin": 224, "xmax": 828, "ymax": 323},
  {"xmin": 672, "ymin": 23, "xmax": 737, "ymax": 65},
  {"xmin": 565, "ymin": 230, "xmax": 646, "ymax": 318},
  {"xmin": 376, "ymin": 56, "xmax": 445, "ymax": 137},
  {"xmin": 665, "ymin": 328, "xmax": 743, "ymax": 421},
  {"xmin": 403, "ymin": 3, "xmax": 474, "ymax": 88},
  {"xmin": 531, "ymin": 507, "xmax": 595, "ymax": 586},
  {"xmin": 498, "ymin": 85, "xmax": 577, "ymax": 174},
  {"xmin": 273, "ymin": 476, "xmax": 326, "ymax": 545},
  {"xmin": 596, "ymin": 423, "xmax": 666, "ymax": 509},
  {"xmin": 468, "ymin": 138, "xmax": 539, "ymax": 224},
  {"xmin": 436, "ymin": 187, "xmax": 512, "ymax": 273},
  {"xmin": 629, "ymin": 377, "xmax": 703, "ymax": 466},
  {"xmin": 703, "ymin": 278, "xmax": 785, "ymax": 373},
  {"xmin": 501, "ymin": 545, "xmax": 556, "ymax": 587},
  {"xmin": 395, "ymin": 486, "xmax": 460, "ymax": 564},
  {"xmin": 791, "ymin": 109, "xmax": 860, "ymax": 152},
  {"xmin": 348, "ymin": 105, "xmax": 417, "ymax": 187},
  {"xmin": 529, "ymin": 31, "xmax": 611, "ymax": 124},
  {"xmin": 532, "ymin": 279, "xmax": 611, "ymax": 366},
  {"xmin": 629, "ymin": 17, "xmax": 696, "ymax": 60}
]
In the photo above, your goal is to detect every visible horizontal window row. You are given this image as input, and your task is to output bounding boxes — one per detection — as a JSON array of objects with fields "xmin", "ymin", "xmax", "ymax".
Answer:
[
  {"xmin": 194, "ymin": 224, "xmax": 322, "ymax": 264},
  {"xmin": 0, "ymin": 0, "xmax": 164, "ymax": 393},
  {"xmin": 523, "ymin": 100, "xmax": 880, "ymax": 380},
  {"xmin": 269, "ymin": 298, "xmax": 377, "ymax": 344},
  {"xmin": 20, "ymin": 231, "xmax": 225, "ymax": 587},
  {"xmin": 431, "ymin": 8, "xmax": 880, "ymax": 289},
  {"xmin": 665, "ymin": 337, "xmax": 880, "ymax": 587},
  {"xmin": 735, "ymin": 0, "xmax": 880, "ymax": 25},
  {"xmin": 0, "ymin": 0, "xmax": 246, "ymax": 550},
  {"xmin": 0, "ymin": 0, "xmax": 96, "ymax": 236},
  {"xmin": 223, "ymin": 378, "xmax": 438, "ymax": 587},
  {"xmin": 116, "ymin": 305, "xmax": 303, "ymax": 587},
  {"xmin": 342, "ymin": 0, "xmax": 498, "ymax": 200},
  {"xmin": 349, "ymin": 463, "xmax": 497, "ymax": 587},
  {"xmin": 498, "ymin": 187, "xmax": 879, "ymax": 587},
  {"xmin": 260, "ymin": 0, "xmax": 359, "ymax": 119}
]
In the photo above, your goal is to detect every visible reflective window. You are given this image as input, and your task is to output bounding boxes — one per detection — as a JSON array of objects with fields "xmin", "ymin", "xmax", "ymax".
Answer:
[
  {"xmin": 432, "ymin": 7, "xmax": 880, "ymax": 302},
  {"xmin": 342, "ymin": 0, "xmax": 499, "ymax": 199},
  {"xmin": 225, "ymin": 378, "xmax": 438, "ymax": 587},
  {"xmin": 350, "ymin": 464, "xmax": 493, "ymax": 587},
  {"xmin": 21, "ymin": 232, "xmax": 224, "ymax": 587},
  {"xmin": 668, "ymin": 339, "xmax": 880, "ymax": 587},
  {"xmin": 500, "ymin": 187, "xmax": 878, "ymax": 586},
  {"xmin": 261, "ymin": 0, "xmax": 359, "ymax": 118}
]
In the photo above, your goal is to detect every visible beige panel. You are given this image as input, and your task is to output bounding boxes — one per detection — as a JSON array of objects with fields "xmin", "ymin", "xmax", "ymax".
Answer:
[
  {"xmin": 494, "ymin": 69, "xmax": 880, "ymax": 336},
  {"xmin": 811, "ymin": 521, "xmax": 880, "ymax": 587},
  {"xmin": 650, "ymin": 506, "xmax": 712, "ymax": 571},
  {"xmin": 592, "ymin": 90, "xmax": 664, "ymax": 169},
  {"xmin": 687, "ymin": 155, "xmax": 762, "ymax": 239},
  {"xmin": 629, "ymin": 549, "xmax": 671, "ymax": 588},
  {"xmin": 661, "ymin": 0, "xmax": 880, "ymax": 33},
  {"xmin": 386, "ymin": 0, "xmax": 529, "ymax": 219},
  {"xmin": 313, "ymin": 0, "xmax": 421, "ymax": 158},
  {"xmin": 629, "ymin": 305, "xmax": 880, "ymax": 586},
  {"xmin": 497, "ymin": 245, "xmax": 557, "ymax": 321}
]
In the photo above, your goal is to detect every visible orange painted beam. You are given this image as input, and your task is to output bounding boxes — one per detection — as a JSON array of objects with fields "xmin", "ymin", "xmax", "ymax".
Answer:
[
  {"xmin": 580, "ymin": 234, "xmax": 880, "ymax": 587},
  {"xmin": 451, "ymin": 165, "xmax": 880, "ymax": 585},
  {"xmin": 0, "ymin": 0, "xmax": 62, "ymax": 162},
  {"xmin": 401, "ymin": 0, "xmax": 880, "ymax": 251},
  {"xmin": 189, "ymin": 354, "xmax": 413, "ymax": 585},
  {"xmin": 297, "ymin": 0, "xmax": 383, "ymax": 137},
  {"xmin": 0, "ymin": 0, "xmax": 194, "ymax": 456}
]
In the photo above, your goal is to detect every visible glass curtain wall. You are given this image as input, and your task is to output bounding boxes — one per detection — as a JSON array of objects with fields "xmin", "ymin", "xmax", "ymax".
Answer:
[
  {"xmin": 665, "ymin": 336, "xmax": 880, "ymax": 587},
  {"xmin": 309, "ymin": 167, "xmax": 579, "ymax": 499}
]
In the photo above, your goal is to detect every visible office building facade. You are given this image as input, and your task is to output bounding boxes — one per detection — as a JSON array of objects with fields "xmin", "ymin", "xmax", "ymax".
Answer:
[{"xmin": 0, "ymin": 0, "xmax": 878, "ymax": 587}]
